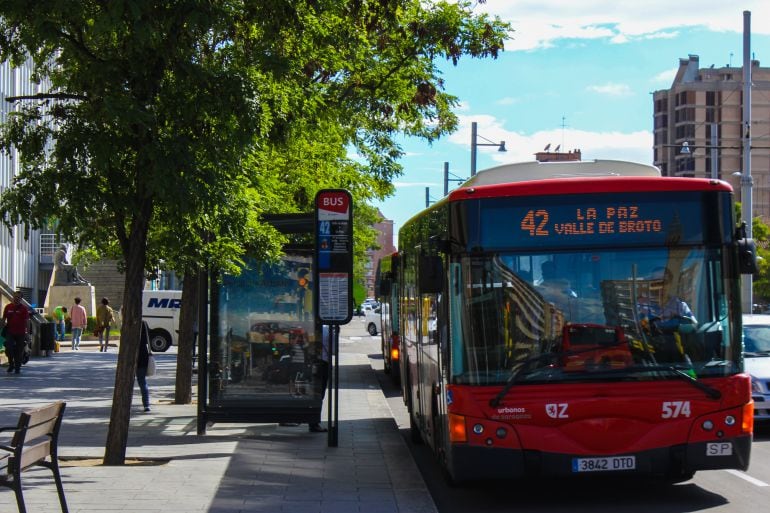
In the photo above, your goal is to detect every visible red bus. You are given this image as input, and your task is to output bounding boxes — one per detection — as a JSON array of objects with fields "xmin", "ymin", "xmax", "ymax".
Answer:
[
  {"xmin": 396, "ymin": 160, "xmax": 757, "ymax": 483},
  {"xmin": 376, "ymin": 252, "xmax": 401, "ymax": 385}
]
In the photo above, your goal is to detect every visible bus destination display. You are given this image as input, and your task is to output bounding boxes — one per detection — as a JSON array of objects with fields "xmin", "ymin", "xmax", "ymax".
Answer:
[
  {"xmin": 471, "ymin": 193, "xmax": 719, "ymax": 250},
  {"xmin": 520, "ymin": 205, "xmax": 662, "ymax": 237}
]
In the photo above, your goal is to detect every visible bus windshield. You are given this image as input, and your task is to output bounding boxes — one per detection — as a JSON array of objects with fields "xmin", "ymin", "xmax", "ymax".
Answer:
[{"xmin": 448, "ymin": 246, "xmax": 740, "ymax": 385}]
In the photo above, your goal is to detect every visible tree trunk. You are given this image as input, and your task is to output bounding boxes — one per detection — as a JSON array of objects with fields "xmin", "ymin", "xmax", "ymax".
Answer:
[
  {"xmin": 175, "ymin": 267, "xmax": 199, "ymax": 404},
  {"xmin": 103, "ymin": 206, "xmax": 150, "ymax": 465}
]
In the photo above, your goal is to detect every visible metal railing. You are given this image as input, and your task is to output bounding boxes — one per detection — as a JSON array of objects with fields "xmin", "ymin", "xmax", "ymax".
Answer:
[{"xmin": 40, "ymin": 233, "xmax": 63, "ymax": 259}]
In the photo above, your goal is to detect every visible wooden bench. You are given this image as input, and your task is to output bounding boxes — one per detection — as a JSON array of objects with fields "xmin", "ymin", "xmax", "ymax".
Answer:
[{"xmin": 0, "ymin": 401, "xmax": 68, "ymax": 513}]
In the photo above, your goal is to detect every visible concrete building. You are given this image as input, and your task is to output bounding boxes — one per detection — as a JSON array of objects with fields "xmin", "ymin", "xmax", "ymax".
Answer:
[
  {"xmin": 1, "ymin": 59, "xmax": 126, "ymax": 312},
  {"xmin": 0, "ymin": 58, "xmax": 49, "ymax": 307},
  {"xmin": 365, "ymin": 211, "xmax": 396, "ymax": 298},
  {"xmin": 652, "ymin": 54, "xmax": 770, "ymax": 221}
]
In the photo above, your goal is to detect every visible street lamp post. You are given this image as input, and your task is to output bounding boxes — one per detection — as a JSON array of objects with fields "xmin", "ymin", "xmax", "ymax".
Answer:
[
  {"xmin": 470, "ymin": 121, "xmax": 506, "ymax": 176},
  {"xmin": 677, "ymin": 129, "xmax": 718, "ymax": 179},
  {"xmin": 742, "ymin": 9, "xmax": 753, "ymax": 313},
  {"xmin": 443, "ymin": 162, "xmax": 466, "ymax": 196}
]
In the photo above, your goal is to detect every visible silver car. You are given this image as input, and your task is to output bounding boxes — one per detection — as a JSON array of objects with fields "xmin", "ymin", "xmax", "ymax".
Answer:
[
  {"xmin": 365, "ymin": 306, "xmax": 381, "ymax": 336},
  {"xmin": 742, "ymin": 314, "xmax": 770, "ymax": 421}
]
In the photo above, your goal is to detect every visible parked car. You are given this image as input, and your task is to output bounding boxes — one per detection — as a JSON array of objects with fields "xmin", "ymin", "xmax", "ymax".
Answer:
[
  {"xmin": 365, "ymin": 306, "xmax": 381, "ymax": 336},
  {"xmin": 742, "ymin": 314, "xmax": 770, "ymax": 421}
]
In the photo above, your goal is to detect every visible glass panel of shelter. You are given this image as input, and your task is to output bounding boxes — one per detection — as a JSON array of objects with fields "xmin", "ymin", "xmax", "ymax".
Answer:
[{"xmin": 209, "ymin": 252, "xmax": 324, "ymax": 406}]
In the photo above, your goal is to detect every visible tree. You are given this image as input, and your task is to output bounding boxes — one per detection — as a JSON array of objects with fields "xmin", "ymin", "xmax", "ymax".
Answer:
[
  {"xmin": 735, "ymin": 202, "xmax": 770, "ymax": 306},
  {"xmin": 0, "ymin": 1, "xmax": 510, "ymax": 464}
]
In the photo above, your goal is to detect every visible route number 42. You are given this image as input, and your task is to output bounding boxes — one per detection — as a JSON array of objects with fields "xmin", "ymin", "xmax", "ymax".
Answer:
[{"xmin": 661, "ymin": 401, "xmax": 691, "ymax": 419}]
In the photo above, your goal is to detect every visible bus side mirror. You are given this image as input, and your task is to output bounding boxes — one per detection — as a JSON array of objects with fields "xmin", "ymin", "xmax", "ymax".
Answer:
[
  {"xmin": 419, "ymin": 255, "xmax": 444, "ymax": 294},
  {"xmin": 738, "ymin": 238, "xmax": 759, "ymax": 275}
]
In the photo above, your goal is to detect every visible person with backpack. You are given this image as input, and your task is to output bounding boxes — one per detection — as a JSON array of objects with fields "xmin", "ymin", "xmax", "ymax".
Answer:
[
  {"xmin": 2, "ymin": 291, "xmax": 30, "ymax": 374},
  {"xmin": 95, "ymin": 297, "xmax": 116, "ymax": 352}
]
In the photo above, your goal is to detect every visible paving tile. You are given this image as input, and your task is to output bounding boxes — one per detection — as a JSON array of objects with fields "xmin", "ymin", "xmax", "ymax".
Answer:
[{"xmin": 0, "ymin": 333, "xmax": 437, "ymax": 513}]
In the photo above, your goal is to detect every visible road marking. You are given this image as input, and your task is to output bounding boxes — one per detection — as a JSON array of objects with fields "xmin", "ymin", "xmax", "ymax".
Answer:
[{"xmin": 724, "ymin": 469, "xmax": 770, "ymax": 487}]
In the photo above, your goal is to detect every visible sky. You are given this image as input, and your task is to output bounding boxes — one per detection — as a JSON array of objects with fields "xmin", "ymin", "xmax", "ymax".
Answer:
[{"xmin": 371, "ymin": 1, "xmax": 770, "ymax": 247}]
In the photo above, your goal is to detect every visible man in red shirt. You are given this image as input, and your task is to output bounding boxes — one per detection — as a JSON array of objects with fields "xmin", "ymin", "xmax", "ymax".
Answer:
[{"xmin": 2, "ymin": 291, "xmax": 30, "ymax": 374}]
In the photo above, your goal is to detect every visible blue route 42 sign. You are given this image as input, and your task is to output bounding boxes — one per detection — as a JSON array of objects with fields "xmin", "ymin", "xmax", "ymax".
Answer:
[{"xmin": 314, "ymin": 189, "xmax": 353, "ymax": 324}]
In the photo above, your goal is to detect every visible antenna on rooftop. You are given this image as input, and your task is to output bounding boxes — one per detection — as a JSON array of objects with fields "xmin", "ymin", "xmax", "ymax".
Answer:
[{"xmin": 560, "ymin": 115, "xmax": 569, "ymax": 151}]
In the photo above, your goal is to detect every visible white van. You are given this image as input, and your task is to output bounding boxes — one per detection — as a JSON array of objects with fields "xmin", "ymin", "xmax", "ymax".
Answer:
[{"xmin": 142, "ymin": 290, "xmax": 182, "ymax": 352}]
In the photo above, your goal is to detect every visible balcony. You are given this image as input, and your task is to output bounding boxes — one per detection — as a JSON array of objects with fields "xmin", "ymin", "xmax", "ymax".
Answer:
[{"xmin": 39, "ymin": 232, "xmax": 64, "ymax": 265}]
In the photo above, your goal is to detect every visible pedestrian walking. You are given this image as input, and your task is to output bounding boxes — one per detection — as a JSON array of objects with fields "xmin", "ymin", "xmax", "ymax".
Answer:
[
  {"xmin": 2, "ymin": 291, "xmax": 31, "ymax": 374},
  {"xmin": 308, "ymin": 325, "xmax": 330, "ymax": 433},
  {"xmin": 95, "ymin": 297, "xmax": 116, "ymax": 352},
  {"xmin": 53, "ymin": 305, "xmax": 67, "ymax": 341},
  {"xmin": 136, "ymin": 320, "xmax": 152, "ymax": 412},
  {"xmin": 69, "ymin": 297, "xmax": 87, "ymax": 351}
]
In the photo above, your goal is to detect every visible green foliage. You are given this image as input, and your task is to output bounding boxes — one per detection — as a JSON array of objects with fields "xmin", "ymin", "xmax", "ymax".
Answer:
[
  {"xmin": 353, "ymin": 281, "xmax": 368, "ymax": 308},
  {"xmin": 0, "ymin": 1, "xmax": 510, "ymax": 276},
  {"xmin": 736, "ymin": 202, "xmax": 770, "ymax": 304}
]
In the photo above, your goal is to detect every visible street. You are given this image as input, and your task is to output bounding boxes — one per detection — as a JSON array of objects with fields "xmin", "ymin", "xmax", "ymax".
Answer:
[
  {"xmin": 2, "ymin": 317, "xmax": 768, "ymax": 512},
  {"xmin": 351, "ymin": 315, "xmax": 770, "ymax": 513}
]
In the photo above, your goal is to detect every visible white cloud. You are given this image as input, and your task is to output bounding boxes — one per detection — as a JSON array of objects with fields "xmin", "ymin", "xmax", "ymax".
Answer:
[
  {"xmin": 586, "ymin": 82, "xmax": 633, "ymax": 96},
  {"xmin": 447, "ymin": 116, "xmax": 653, "ymax": 169},
  {"xmin": 455, "ymin": 100, "xmax": 471, "ymax": 112},
  {"xmin": 642, "ymin": 30, "xmax": 679, "ymax": 40},
  {"xmin": 475, "ymin": 1, "xmax": 770, "ymax": 51},
  {"xmin": 492, "ymin": 128, "xmax": 652, "ymax": 167},
  {"xmin": 393, "ymin": 181, "xmax": 440, "ymax": 188},
  {"xmin": 652, "ymin": 67, "xmax": 678, "ymax": 84},
  {"xmin": 497, "ymin": 97, "xmax": 519, "ymax": 105}
]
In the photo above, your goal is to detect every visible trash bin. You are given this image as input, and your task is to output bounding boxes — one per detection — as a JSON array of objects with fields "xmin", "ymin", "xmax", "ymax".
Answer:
[{"xmin": 40, "ymin": 322, "xmax": 56, "ymax": 353}]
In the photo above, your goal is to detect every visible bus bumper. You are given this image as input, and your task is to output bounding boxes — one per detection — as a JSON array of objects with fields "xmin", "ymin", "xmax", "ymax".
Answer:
[{"xmin": 447, "ymin": 435, "xmax": 752, "ymax": 482}]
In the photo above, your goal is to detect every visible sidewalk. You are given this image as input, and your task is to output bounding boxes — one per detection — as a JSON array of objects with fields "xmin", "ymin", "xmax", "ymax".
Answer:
[{"xmin": 0, "ymin": 329, "xmax": 437, "ymax": 513}]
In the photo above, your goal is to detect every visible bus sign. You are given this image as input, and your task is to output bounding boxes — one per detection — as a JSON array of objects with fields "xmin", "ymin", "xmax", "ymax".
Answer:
[
  {"xmin": 461, "ymin": 191, "xmax": 733, "ymax": 250},
  {"xmin": 314, "ymin": 189, "xmax": 353, "ymax": 324}
]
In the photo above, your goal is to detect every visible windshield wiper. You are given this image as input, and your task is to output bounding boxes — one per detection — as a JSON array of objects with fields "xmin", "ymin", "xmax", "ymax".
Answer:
[
  {"xmin": 745, "ymin": 351, "xmax": 770, "ymax": 357},
  {"xmin": 489, "ymin": 339, "xmax": 630, "ymax": 407},
  {"xmin": 489, "ymin": 352, "xmax": 557, "ymax": 407},
  {"xmin": 625, "ymin": 365, "xmax": 722, "ymax": 400},
  {"xmin": 490, "ymin": 351, "xmax": 722, "ymax": 407}
]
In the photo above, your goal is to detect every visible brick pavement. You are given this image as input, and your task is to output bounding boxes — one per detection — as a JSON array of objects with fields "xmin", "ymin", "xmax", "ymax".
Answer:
[{"xmin": 0, "ymin": 325, "xmax": 437, "ymax": 513}]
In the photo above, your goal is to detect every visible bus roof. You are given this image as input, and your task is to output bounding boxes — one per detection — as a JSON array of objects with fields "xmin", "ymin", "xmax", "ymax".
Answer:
[{"xmin": 464, "ymin": 160, "xmax": 660, "ymax": 187}]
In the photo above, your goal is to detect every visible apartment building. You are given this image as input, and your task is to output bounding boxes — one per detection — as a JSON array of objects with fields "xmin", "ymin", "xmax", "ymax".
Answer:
[
  {"xmin": 0, "ymin": 58, "xmax": 48, "ymax": 306},
  {"xmin": 365, "ymin": 211, "xmax": 396, "ymax": 298},
  {"xmin": 0, "ymin": 59, "xmax": 126, "ymax": 310},
  {"xmin": 652, "ymin": 54, "xmax": 770, "ymax": 221}
]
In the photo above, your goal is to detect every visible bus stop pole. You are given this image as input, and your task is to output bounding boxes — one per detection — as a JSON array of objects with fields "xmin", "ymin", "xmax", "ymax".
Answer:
[
  {"xmin": 196, "ymin": 267, "xmax": 209, "ymax": 435},
  {"xmin": 328, "ymin": 324, "xmax": 340, "ymax": 447}
]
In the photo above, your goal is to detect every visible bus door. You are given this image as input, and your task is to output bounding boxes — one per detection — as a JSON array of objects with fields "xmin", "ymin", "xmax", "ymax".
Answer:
[
  {"xmin": 417, "ymin": 253, "xmax": 444, "ymax": 445},
  {"xmin": 402, "ymin": 253, "xmax": 421, "ymax": 428}
]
